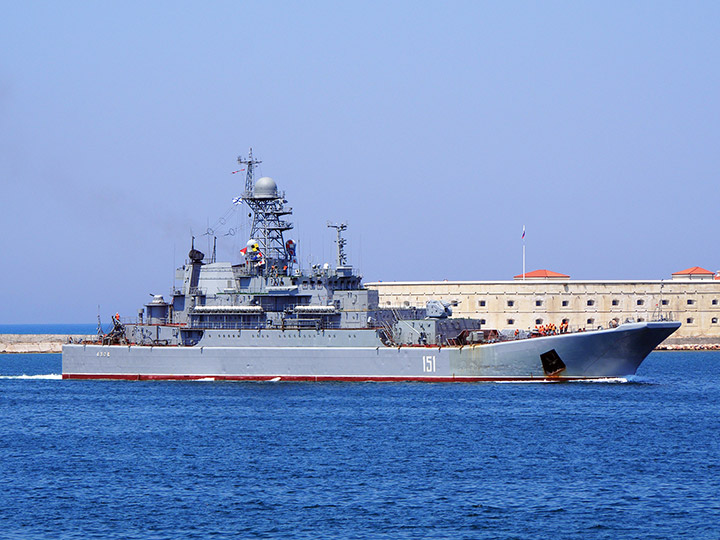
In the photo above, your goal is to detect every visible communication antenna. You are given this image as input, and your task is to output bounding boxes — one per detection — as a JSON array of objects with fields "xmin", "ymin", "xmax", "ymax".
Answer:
[
  {"xmin": 327, "ymin": 222, "xmax": 348, "ymax": 268},
  {"xmin": 238, "ymin": 147, "xmax": 262, "ymax": 197}
]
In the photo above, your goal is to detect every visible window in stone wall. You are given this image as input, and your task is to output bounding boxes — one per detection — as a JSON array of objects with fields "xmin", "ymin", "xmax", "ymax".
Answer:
[
  {"xmin": 687, "ymin": 299, "xmax": 695, "ymax": 305},
  {"xmin": 586, "ymin": 318, "xmax": 595, "ymax": 325},
  {"xmin": 507, "ymin": 319, "xmax": 515, "ymax": 325},
  {"xmin": 637, "ymin": 317, "xmax": 645, "ymax": 322},
  {"xmin": 686, "ymin": 317, "xmax": 694, "ymax": 324},
  {"xmin": 507, "ymin": 300, "xmax": 514, "ymax": 307},
  {"xmin": 713, "ymin": 318, "xmax": 718, "ymax": 324},
  {"xmin": 480, "ymin": 319, "xmax": 486, "ymax": 325},
  {"xmin": 562, "ymin": 318, "xmax": 569, "ymax": 324},
  {"xmin": 661, "ymin": 300, "xmax": 669, "ymax": 305},
  {"xmin": 713, "ymin": 299, "xmax": 718, "ymax": 305},
  {"xmin": 535, "ymin": 300, "xmax": 543, "ymax": 306},
  {"xmin": 562, "ymin": 300, "xmax": 569, "ymax": 307},
  {"xmin": 637, "ymin": 299, "xmax": 644, "ymax": 306},
  {"xmin": 535, "ymin": 318, "xmax": 543, "ymax": 325},
  {"xmin": 478, "ymin": 300, "xmax": 486, "ymax": 307},
  {"xmin": 612, "ymin": 299, "xmax": 620, "ymax": 306},
  {"xmin": 587, "ymin": 300, "xmax": 595, "ymax": 306}
]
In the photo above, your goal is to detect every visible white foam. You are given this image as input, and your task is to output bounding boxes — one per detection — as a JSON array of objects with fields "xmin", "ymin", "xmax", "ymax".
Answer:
[
  {"xmin": 497, "ymin": 379, "xmax": 558, "ymax": 384},
  {"xmin": 568, "ymin": 377, "xmax": 629, "ymax": 384},
  {"xmin": 0, "ymin": 373, "xmax": 62, "ymax": 380},
  {"xmin": 268, "ymin": 377, "xmax": 282, "ymax": 382}
]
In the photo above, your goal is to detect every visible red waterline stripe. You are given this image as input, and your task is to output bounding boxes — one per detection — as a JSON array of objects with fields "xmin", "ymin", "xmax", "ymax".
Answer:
[{"xmin": 62, "ymin": 373, "xmax": 595, "ymax": 382}]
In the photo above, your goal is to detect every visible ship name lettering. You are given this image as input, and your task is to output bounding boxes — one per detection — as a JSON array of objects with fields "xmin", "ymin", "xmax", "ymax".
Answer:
[{"xmin": 96, "ymin": 351, "xmax": 110, "ymax": 357}]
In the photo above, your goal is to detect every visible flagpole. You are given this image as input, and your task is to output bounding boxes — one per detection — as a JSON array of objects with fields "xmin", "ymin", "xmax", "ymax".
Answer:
[{"xmin": 522, "ymin": 225, "xmax": 526, "ymax": 281}]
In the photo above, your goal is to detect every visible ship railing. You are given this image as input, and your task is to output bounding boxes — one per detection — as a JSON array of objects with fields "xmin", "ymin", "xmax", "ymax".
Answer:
[
  {"xmin": 191, "ymin": 322, "xmax": 268, "ymax": 330},
  {"xmin": 188, "ymin": 320, "xmax": 343, "ymax": 330}
]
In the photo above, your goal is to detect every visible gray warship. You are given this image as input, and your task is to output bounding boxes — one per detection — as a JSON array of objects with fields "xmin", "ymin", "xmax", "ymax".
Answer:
[{"xmin": 63, "ymin": 150, "xmax": 680, "ymax": 381}]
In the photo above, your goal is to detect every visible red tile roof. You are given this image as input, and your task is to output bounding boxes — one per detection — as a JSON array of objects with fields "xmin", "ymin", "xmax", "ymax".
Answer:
[
  {"xmin": 513, "ymin": 269, "xmax": 570, "ymax": 279},
  {"xmin": 671, "ymin": 266, "xmax": 714, "ymax": 276}
]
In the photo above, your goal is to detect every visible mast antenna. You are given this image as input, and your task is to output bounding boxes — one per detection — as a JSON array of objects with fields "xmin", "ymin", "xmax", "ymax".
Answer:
[
  {"xmin": 238, "ymin": 147, "xmax": 262, "ymax": 197},
  {"xmin": 327, "ymin": 222, "xmax": 348, "ymax": 268}
]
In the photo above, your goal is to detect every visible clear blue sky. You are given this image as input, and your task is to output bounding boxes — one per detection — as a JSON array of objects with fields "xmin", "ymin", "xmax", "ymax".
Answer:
[{"xmin": 1, "ymin": 1, "xmax": 719, "ymax": 323}]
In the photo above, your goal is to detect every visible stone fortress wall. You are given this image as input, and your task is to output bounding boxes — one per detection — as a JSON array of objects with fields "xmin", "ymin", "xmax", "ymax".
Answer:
[{"xmin": 366, "ymin": 267, "xmax": 720, "ymax": 346}]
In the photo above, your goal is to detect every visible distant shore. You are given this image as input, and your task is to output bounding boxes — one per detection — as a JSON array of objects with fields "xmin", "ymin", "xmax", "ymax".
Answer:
[
  {"xmin": 0, "ymin": 334, "xmax": 94, "ymax": 354},
  {"xmin": 1, "ymin": 333, "xmax": 719, "ymax": 354}
]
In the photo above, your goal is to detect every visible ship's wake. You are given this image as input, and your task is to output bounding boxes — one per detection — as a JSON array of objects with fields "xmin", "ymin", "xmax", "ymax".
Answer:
[{"xmin": 0, "ymin": 374, "xmax": 62, "ymax": 380}]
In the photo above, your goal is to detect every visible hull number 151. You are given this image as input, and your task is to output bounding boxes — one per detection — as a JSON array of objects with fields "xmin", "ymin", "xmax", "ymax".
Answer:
[{"xmin": 422, "ymin": 355, "xmax": 436, "ymax": 373}]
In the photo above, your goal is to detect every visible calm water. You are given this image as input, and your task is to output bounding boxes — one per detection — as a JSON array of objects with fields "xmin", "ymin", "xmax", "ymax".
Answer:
[
  {"xmin": 1, "ymin": 352, "xmax": 719, "ymax": 540},
  {"xmin": 0, "ymin": 324, "xmax": 98, "ymax": 335}
]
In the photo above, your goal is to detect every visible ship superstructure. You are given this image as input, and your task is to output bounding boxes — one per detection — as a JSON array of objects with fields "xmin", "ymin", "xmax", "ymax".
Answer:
[{"xmin": 63, "ymin": 151, "xmax": 680, "ymax": 381}]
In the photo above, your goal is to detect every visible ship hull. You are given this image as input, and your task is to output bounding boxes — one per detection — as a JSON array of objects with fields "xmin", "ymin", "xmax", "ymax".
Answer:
[{"xmin": 62, "ymin": 321, "xmax": 680, "ymax": 382}]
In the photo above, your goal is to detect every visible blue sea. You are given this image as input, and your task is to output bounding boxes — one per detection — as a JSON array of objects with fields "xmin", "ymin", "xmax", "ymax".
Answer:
[
  {"xmin": 1, "ymin": 351, "xmax": 719, "ymax": 540},
  {"xmin": 0, "ymin": 324, "xmax": 99, "ymax": 335}
]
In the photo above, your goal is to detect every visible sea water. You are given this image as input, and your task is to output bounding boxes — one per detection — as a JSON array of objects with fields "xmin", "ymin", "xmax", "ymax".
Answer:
[{"xmin": 0, "ymin": 351, "xmax": 718, "ymax": 539}]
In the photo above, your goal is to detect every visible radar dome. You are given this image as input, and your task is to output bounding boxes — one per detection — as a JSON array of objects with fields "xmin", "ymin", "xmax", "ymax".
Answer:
[{"xmin": 253, "ymin": 176, "xmax": 278, "ymax": 198}]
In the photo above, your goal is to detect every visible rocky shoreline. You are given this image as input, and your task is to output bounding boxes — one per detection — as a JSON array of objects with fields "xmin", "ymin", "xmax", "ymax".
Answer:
[
  {"xmin": 2, "ymin": 334, "xmax": 719, "ymax": 354},
  {"xmin": 0, "ymin": 335, "xmax": 94, "ymax": 354},
  {"xmin": 655, "ymin": 344, "xmax": 720, "ymax": 351}
]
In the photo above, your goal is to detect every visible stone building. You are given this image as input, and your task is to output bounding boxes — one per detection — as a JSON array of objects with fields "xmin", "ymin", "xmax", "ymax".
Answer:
[{"xmin": 366, "ymin": 266, "xmax": 720, "ymax": 345}]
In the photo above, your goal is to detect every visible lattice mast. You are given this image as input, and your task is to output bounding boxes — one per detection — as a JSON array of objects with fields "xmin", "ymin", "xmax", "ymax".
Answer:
[
  {"xmin": 239, "ymin": 148, "xmax": 261, "ymax": 196},
  {"xmin": 237, "ymin": 149, "xmax": 293, "ymax": 271}
]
